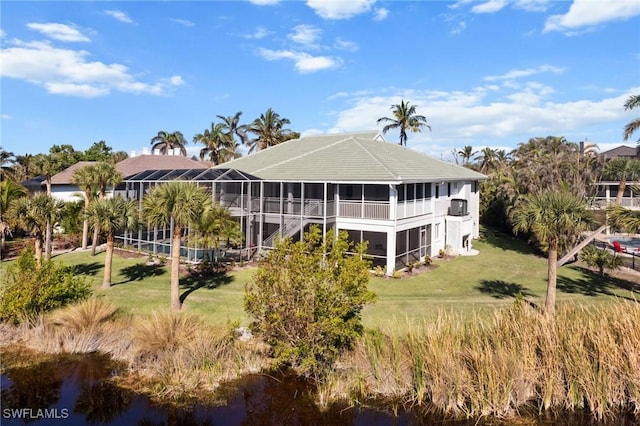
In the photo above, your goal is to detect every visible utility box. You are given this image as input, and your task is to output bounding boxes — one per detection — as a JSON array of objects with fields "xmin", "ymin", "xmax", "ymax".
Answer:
[{"xmin": 449, "ymin": 199, "xmax": 468, "ymax": 216}]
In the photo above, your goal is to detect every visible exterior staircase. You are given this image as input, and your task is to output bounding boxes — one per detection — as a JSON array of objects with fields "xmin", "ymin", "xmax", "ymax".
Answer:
[
  {"xmin": 558, "ymin": 224, "xmax": 607, "ymax": 267},
  {"xmin": 262, "ymin": 201, "xmax": 322, "ymax": 247}
]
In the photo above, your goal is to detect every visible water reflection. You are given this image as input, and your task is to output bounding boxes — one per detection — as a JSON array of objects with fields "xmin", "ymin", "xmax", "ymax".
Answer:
[{"xmin": 1, "ymin": 350, "xmax": 637, "ymax": 425}]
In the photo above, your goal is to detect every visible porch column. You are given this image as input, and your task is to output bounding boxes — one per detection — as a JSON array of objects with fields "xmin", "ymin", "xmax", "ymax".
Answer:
[
  {"xmin": 389, "ymin": 184, "xmax": 397, "ymax": 221},
  {"xmin": 386, "ymin": 229, "xmax": 396, "ymax": 276},
  {"xmin": 258, "ymin": 181, "xmax": 264, "ymax": 251}
]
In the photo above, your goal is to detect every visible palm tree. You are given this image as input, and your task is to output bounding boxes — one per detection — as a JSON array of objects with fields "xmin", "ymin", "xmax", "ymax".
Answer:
[
  {"xmin": 511, "ymin": 188, "xmax": 591, "ymax": 316},
  {"xmin": 602, "ymin": 158, "xmax": 640, "ymax": 205},
  {"xmin": 89, "ymin": 162, "xmax": 123, "ymax": 255},
  {"xmin": 150, "ymin": 131, "xmax": 188, "ymax": 156},
  {"xmin": 32, "ymin": 153, "xmax": 64, "ymax": 259},
  {"xmin": 0, "ymin": 180, "xmax": 27, "ymax": 259},
  {"xmin": 607, "ymin": 204, "xmax": 640, "ymax": 234},
  {"xmin": 9, "ymin": 194, "xmax": 63, "ymax": 267},
  {"xmin": 0, "ymin": 147, "xmax": 15, "ymax": 181},
  {"xmin": 86, "ymin": 196, "xmax": 137, "ymax": 288},
  {"xmin": 217, "ymin": 112, "xmax": 250, "ymax": 146},
  {"xmin": 246, "ymin": 108, "xmax": 299, "ymax": 154},
  {"xmin": 11, "ymin": 154, "xmax": 34, "ymax": 182},
  {"xmin": 456, "ymin": 146, "xmax": 476, "ymax": 166},
  {"xmin": 377, "ymin": 100, "xmax": 430, "ymax": 147},
  {"xmin": 143, "ymin": 181, "xmax": 211, "ymax": 310},
  {"xmin": 474, "ymin": 147, "xmax": 497, "ymax": 173},
  {"xmin": 72, "ymin": 164, "xmax": 97, "ymax": 250},
  {"xmin": 193, "ymin": 122, "xmax": 240, "ymax": 164},
  {"xmin": 192, "ymin": 204, "xmax": 241, "ymax": 262},
  {"xmin": 623, "ymin": 94, "xmax": 640, "ymax": 142}
]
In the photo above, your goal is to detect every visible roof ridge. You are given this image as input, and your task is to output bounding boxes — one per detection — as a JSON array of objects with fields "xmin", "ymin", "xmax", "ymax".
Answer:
[
  {"xmin": 354, "ymin": 138, "xmax": 398, "ymax": 179},
  {"xmin": 251, "ymin": 136, "xmax": 354, "ymax": 174}
]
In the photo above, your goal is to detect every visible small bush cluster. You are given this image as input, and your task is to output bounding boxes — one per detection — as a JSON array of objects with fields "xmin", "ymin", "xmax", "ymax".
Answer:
[{"xmin": 0, "ymin": 248, "xmax": 91, "ymax": 324}]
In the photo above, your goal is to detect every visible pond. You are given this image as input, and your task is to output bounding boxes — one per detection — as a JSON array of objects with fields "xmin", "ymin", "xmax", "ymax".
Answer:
[{"xmin": 1, "ymin": 350, "xmax": 636, "ymax": 425}]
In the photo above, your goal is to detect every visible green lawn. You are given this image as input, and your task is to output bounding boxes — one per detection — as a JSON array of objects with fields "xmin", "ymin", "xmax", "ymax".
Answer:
[{"xmin": 2, "ymin": 227, "xmax": 638, "ymax": 331}]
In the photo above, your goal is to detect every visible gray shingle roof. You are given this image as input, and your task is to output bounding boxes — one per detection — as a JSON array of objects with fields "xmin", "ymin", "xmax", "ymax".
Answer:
[
  {"xmin": 214, "ymin": 132, "xmax": 486, "ymax": 182},
  {"xmin": 601, "ymin": 145, "xmax": 637, "ymax": 159}
]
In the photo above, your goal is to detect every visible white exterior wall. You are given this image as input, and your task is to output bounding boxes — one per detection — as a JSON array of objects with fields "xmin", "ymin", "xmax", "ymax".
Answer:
[{"xmin": 51, "ymin": 185, "xmax": 83, "ymax": 203}]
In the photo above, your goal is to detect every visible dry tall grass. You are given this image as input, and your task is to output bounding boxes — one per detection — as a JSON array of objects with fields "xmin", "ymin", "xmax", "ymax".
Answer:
[{"xmin": 325, "ymin": 300, "xmax": 640, "ymax": 421}]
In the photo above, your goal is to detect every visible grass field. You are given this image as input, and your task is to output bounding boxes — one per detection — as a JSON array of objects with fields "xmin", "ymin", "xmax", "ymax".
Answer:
[{"xmin": 2, "ymin": 227, "xmax": 638, "ymax": 331}]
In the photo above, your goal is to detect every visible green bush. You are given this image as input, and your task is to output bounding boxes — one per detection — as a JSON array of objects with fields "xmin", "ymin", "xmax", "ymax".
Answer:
[
  {"xmin": 0, "ymin": 248, "xmax": 92, "ymax": 324},
  {"xmin": 244, "ymin": 227, "xmax": 376, "ymax": 378},
  {"xmin": 581, "ymin": 244, "xmax": 623, "ymax": 276}
]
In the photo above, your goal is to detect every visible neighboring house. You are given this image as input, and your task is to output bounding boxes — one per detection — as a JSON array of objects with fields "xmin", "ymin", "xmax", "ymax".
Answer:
[
  {"xmin": 595, "ymin": 145, "xmax": 640, "ymax": 210},
  {"xmin": 46, "ymin": 155, "xmax": 209, "ymax": 202},
  {"xmin": 120, "ymin": 132, "xmax": 486, "ymax": 275}
]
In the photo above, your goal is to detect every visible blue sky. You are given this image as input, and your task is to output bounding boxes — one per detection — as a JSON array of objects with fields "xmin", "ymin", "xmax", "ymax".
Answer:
[{"xmin": 1, "ymin": 0, "xmax": 639, "ymax": 161}]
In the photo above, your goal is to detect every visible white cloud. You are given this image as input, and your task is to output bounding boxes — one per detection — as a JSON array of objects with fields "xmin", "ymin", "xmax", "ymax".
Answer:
[
  {"xmin": 471, "ymin": 0, "xmax": 508, "ymax": 14},
  {"xmin": 544, "ymin": 0, "xmax": 640, "ymax": 33},
  {"xmin": 450, "ymin": 21, "xmax": 467, "ymax": 35},
  {"xmin": 288, "ymin": 25, "xmax": 322, "ymax": 48},
  {"xmin": 324, "ymin": 86, "xmax": 639, "ymax": 159},
  {"xmin": 306, "ymin": 0, "xmax": 376, "ymax": 20},
  {"xmin": 257, "ymin": 48, "xmax": 341, "ymax": 73},
  {"xmin": 0, "ymin": 39, "xmax": 183, "ymax": 97},
  {"xmin": 248, "ymin": 0, "xmax": 280, "ymax": 4},
  {"xmin": 172, "ymin": 19, "xmax": 195, "ymax": 27},
  {"xmin": 244, "ymin": 26, "xmax": 271, "ymax": 39},
  {"xmin": 334, "ymin": 38, "xmax": 359, "ymax": 51},
  {"xmin": 514, "ymin": 0, "xmax": 551, "ymax": 12},
  {"xmin": 373, "ymin": 8, "xmax": 389, "ymax": 21},
  {"xmin": 0, "ymin": 29, "xmax": 6, "ymax": 38},
  {"xmin": 26, "ymin": 23, "xmax": 90, "ymax": 42},
  {"xmin": 1, "ymin": 114, "xmax": 11, "ymax": 120},
  {"xmin": 105, "ymin": 10, "xmax": 134, "ymax": 24},
  {"xmin": 484, "ymin": 65, "xmax": 564, "ymax": 82}
]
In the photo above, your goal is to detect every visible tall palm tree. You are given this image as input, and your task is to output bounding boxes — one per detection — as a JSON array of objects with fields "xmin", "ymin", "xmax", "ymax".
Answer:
[
  {"xmin": 32, "ymin": 153, "xmax": 64, "ymax": 259},
  {"xmin": 150, "ymin": 131, "xmax": 188, "ymax": 156},
  {"xmin": 0, "ymin": 180, "xmax": 27, "ymax": 259},
  {"xmin": 474, "ymin": 147, "xmax": 498, "ymax": 173},
  {"xmin": 143, "ymin": 181, "xmax": 211, "ymax": 310},
  {"xmin": 72, "ymin": 164, "xmax": 97, "ymax": 250},
  {"xmin": 0, "ymin": 147, "xmax": 15, "ymax": 181},
  {"xmin": 456, "ymin": 145, "xmax": 477, "ymax": 166},
  {"xmin": 377, "ymin": 100, "xmax": 430, "ymax": 147},
  {"xmin": 9, "ymin": 193, "xmax": 63, "ymax": 268},
  {"xmin": 246, "ymin": 108, "xmax": 299, "ymax": 154},
  {"xmin": 89, "ymin": 162, "xmax": 123, "ymax": 255},
  {"xmin": 193, "ymin": 122, "xmax": 240, "ymax": 164},
  {"xmin": 623, "ymin": 94, "xmax": 640, "ymax": 142},
  {"xmin": 511, "ymin": 188, "xmax": 592, "ymax": 317},
  {"xmin": 602, "ymin": 158, "xmax": 640, "ymax": 205},
  {"xmin": 86, "ymin": 196, "xmax": 138, "ymax": 288},
  {"xmin": 217, "ymin": 112, "xmax": 250, "ymax": 146},
  {"xmin": 11, "ymin": 154, "xmax": 34, "ymax": 182}
]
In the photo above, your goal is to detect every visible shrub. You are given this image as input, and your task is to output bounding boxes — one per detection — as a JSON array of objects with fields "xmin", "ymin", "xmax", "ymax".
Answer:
[
  {"xmin": 0, "ymin": 248, "xmax": 92, "ymax": 324},
  {"xmin": 391, "ymin": 270, "xmax": 403, "ymax": 279},
  {"xmin": 373, "ymin": 265, "xmax": 386, "ymax": 277},
  {"xmin": 244, "ymin": 227, "xmax": 376, "ymax": 378},
  {"xmin": 423, "ymin": 255, "xmax": 432, "ymax": 266},
  {"xmin": 581, "ymin": 244, "xmax": 624, "ymax": 275}
]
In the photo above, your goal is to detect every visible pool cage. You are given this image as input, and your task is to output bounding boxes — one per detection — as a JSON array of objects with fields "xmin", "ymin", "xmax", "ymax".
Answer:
[{"xmin": 117, "ymin": 168, "xmax": 261, "ymax": 263}]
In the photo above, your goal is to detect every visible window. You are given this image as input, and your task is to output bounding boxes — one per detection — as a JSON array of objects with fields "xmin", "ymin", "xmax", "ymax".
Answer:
[
  {"xmin": 435, "ymin": 184, "xmax": 440, "ymax": 199},
  {"xmin": 397, "ymin": 184, "xmax": 405, "ymax": 202},
  {"xmin": 447, "ymin": 183, "xmax": 451, "ymax": 197},
  {"xmin": 435, "ymin": 223, "xmax": 440, "ymax": 240}
]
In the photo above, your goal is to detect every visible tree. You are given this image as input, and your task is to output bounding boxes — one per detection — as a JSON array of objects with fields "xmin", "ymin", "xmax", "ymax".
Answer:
[
  {"xmin": 602, "ymin": 158, "xmax": 640, "ymax": 205},
  {"xmin": 246, "ymin": 108, "xmax": 299, "ymax": 154},
  {"xmin": 217, "ymin": 111, "xmax": 250, "ymax": 146},
  {"xmin": 580, "ymin": 244, "xmax": 623, "ymax": 276},
  {"xmin": 193, "ymin": 122, "xmax": 240, "ymax": 164},
  {"xmin": 623, "ymin": 94, "xmax": 640, "ymax": 142},
  {"xmin": 83, "ymin": 140, "xmax": 113, "ymax": 162},
  {"xmin": 377, "ymin": 100, "xmax": 430, "ymax": 147},
  {"xmin": 49, "ymin": 144, "xmax": 82, "ymax": 169},
  {"xmin": 474, "ymin": 147, "xmax": 498, "ymax": 173},
  {"xmin": 607, "ymin": 204, "xmax": 640, "ymax": 234},
  {"xmin": 86, "ymin": 196, "xmax": 137, "ymax": 288},
  {"xmin": 9, "ymin": 193, "xmax": 64, "ymax": 268},
  {"xmin": 32, "ymin": 153, "xmax": 65, "ymax": 259},
  {"xmin": 150, "ymin": 131, "xmax": 188, "ymax": 156},
  {"xmin": 511, "ymin": 188, "xmax": 592, "ymax": 316},
  {"xmin": 0, "ymin": 147, "xmax": 15, "ymax": 181},
  {"xmin": 244, "ymin": 227, "xmax": 376, "ymax": 378},
  {"xmin": 11, "ymin": 154, "xmax": 34, "ymax": 182},
  {"xmin": 72, "ymin": 164, "xmax": 98, "ymax": 250},
  {"xmin": 192, "ymin": 204, "xmax": 241, "ymax": 262},
  {"xmin": 458, "ymin": 146, "xmax": 477, "ymax": 166},
  {"xmin": 0, "ymin": 180, "xmax": 27, "ymax": 259},
  {"xmin": 143, "ymin": 181, "xmax": 211, "ymax": 310},
  {"xmin": 89, "ymin": 162, "xmax": 124, "ymax": 255}
]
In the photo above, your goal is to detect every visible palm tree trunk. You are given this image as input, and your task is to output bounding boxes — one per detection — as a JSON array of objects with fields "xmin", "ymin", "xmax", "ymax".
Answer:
[
  {"xmin": 34, "ymin": 237, "xmax": 42, "ymax": 269},
  {"xmin": 81, "ymin": 196, "xmax": 89, "ymax": 250},
  {"xmin": 171, "ymin": 226, "xmax": 182, "ymax": 311},
  {"xmin": 91, "ymin": 226, "xmax": 99, "ymax": 255},
  {"xmin": 45, "ymin": 220, "xmax": 52, "ymax": 260},
  {"xmin": 616, "ymin": 181, "xmax": 626, "ymax": 205},
  {"xmin": 545, "ymin": 244, "xmax": 558, "ymax": 317},
  {"xmin": 102, "ymin": 235, "xmax": 114, "ymax": 289}
]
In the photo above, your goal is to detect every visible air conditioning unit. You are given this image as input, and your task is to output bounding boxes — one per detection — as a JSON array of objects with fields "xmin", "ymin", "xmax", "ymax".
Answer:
[{"xmin": 449, "ymin": 199, "xmax": 468, "ymax": 216}]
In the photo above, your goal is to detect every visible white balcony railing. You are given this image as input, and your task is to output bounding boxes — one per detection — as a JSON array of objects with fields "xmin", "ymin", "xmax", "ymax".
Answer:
[
  {"xmin": 396, "ymin": 198, "xmax": 433, "ymax": 219},
  {"xmin": 591, "ymin": 197, "xmax": 640, "ymax": 210},
  {"xmin": 338, "ymin": 201, "xmax": 390, "ymax": 220}
]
